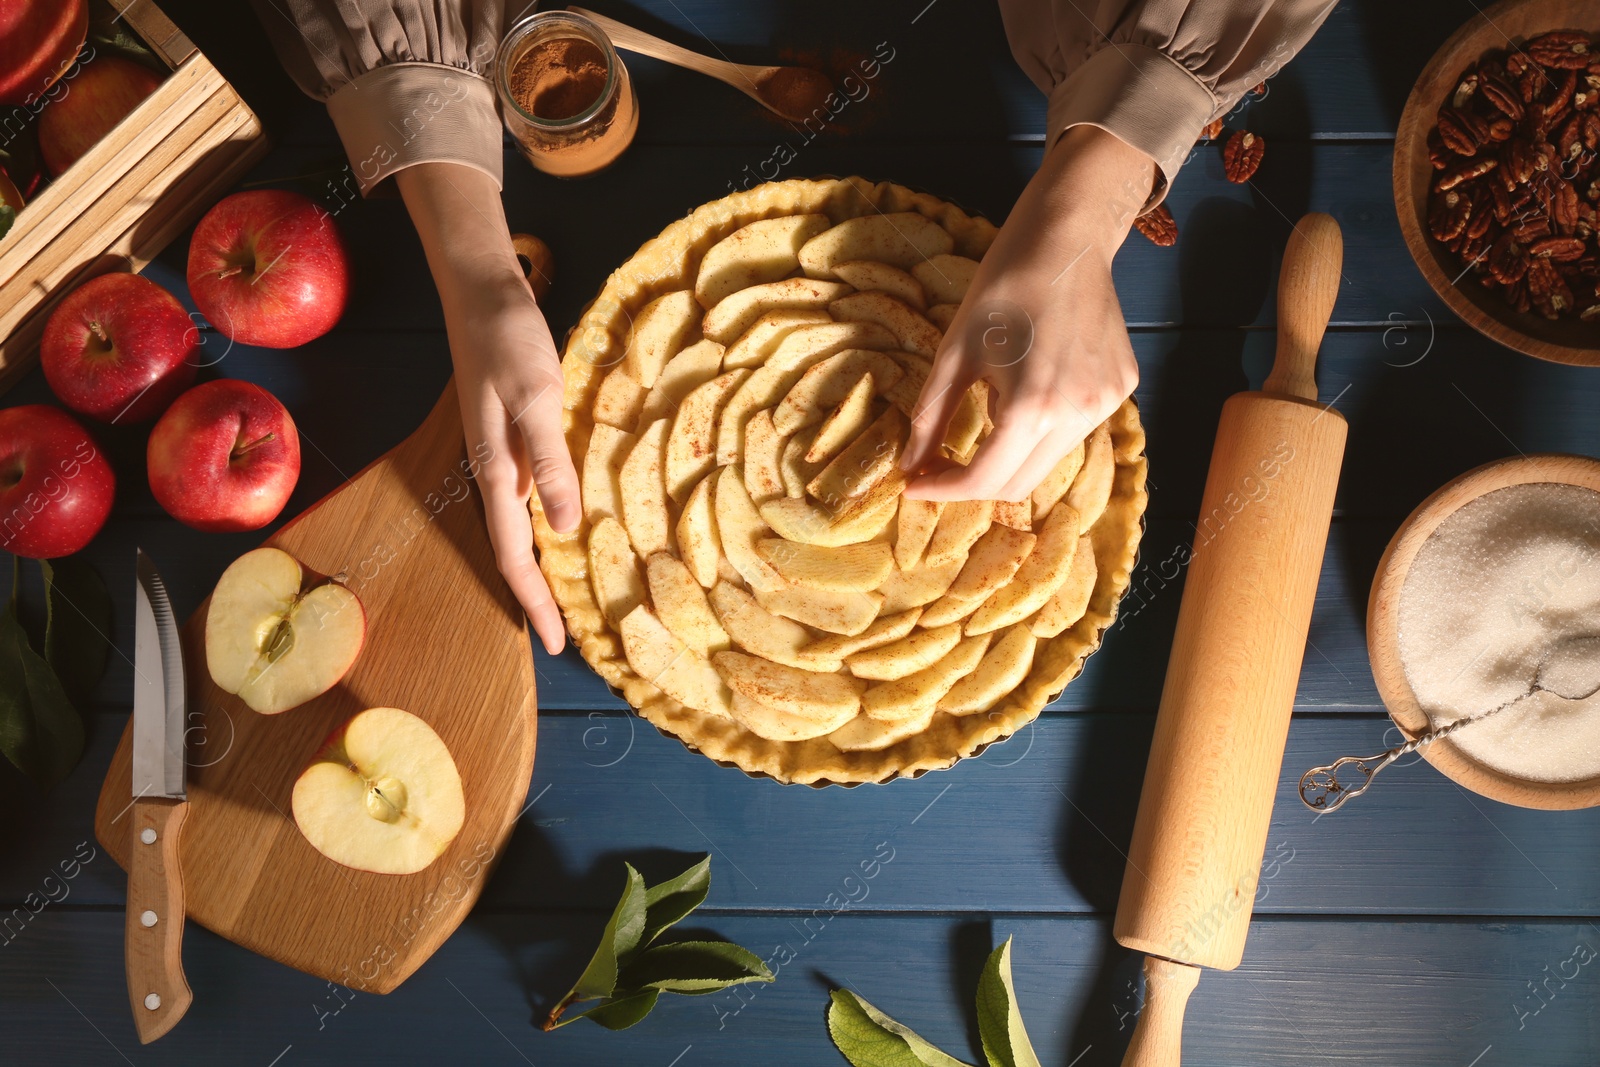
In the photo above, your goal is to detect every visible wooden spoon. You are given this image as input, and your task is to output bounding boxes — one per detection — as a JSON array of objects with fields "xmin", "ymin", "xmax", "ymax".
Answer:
[{"xmin": 567, "ymin": 7, "xmax": 832, "ymax": 123}]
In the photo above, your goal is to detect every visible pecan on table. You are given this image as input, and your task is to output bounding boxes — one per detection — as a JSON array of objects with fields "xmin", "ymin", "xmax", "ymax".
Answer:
[
  {"xmin": 1134, "ymin": 204, "xmax": 1178, "ymax": 246},
  {"xmin": 1223, "ymin": 130, "xmax": 1264, "ymax": 182}
]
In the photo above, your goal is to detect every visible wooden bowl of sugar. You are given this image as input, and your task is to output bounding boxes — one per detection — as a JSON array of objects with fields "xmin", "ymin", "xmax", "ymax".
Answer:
[{"xmin": 1369, "ymin": 453, "xmax": 1600, "ymax": 809}]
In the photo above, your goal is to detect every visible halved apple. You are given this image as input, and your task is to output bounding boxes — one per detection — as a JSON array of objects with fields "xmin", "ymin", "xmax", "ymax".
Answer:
[
  {"xmin": 290, "ymin": 707, "xmax": 464, "ymax": 875},
  {"xmin": 206, "ymin": 547, "xmax": 365, "ymax": 715}
]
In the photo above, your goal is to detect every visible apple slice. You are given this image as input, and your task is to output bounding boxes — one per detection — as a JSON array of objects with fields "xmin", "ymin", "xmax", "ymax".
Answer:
[
  {"xmin": 708, "ymin": 582, "xmax": 841, "ymax": 672},
  {"xmin": 743, "ymin": 409, "xmax": 786, "ymax": 505},
  {"xmin": 780, "ymin": 427, "xmax": 822, "ymax": 498},
  {"xmin": 804, "ymin": 375, "xmax": 877, "ymax": 466},
  {"xmin": 1066, "ymin": 422, "xmax": 1115, "ymax": 528},
  {"xmin": 722, "ymin": 309, "xmax": 831, "ymax": 370},
  {"xmin": 677, "ymin": 470, "xmax": 724, "ymax": 588},
  {"xmin": 938, "ymin": 625, "xmax": 1037, "ymax": 715},
  {"xmin": 619, "ymin": 418, "xmax": 672, "ymax": 557},
  {"xmin": 639, "ymin": 338, "xmax": 724, "ymax": 424},
  {"xmin": 623, "ymin": 290, "xmax": 700, "ymax": 388},
  {"xmin": 588, "ymin": 516, "xmax": 646, "ymax": 628},
  {"xmin": 1031, "ymin": 440, "xmax": 1086, "ymax": 517},
  {"xmin": 754, "ymin": 583, "xmax": 884, "ymax": 637},
  {"xmin": 772, "ymin": 348, "xmax": 904, "ymax": 435},
  {"xmin": 827, "ymin": 705, "xmax": 935, "ymax": 752},
  {"xmin": 702, "ymin": 277, "xmax": 853, "ymax": 344},
  {"xmin": 920, "ymin": 525, "xmax": 1037, "ymax": 628},
  {"xmin": 831, "ymin": 260, "xmax": 927, "ymax": 310},
  {"xmin": 807, "ymin": 405, "xmax": 907, "ymax": 506},
  {"xmin": 666, "ymin": 368, "xmax": 748, "ymax": 502},
  {"xmin": 926, "ymin": 304, "xmax": 959, "ymax": 332},
  {"xmin": 291, "ymin": 707, "xmax": 464, "ymax": 875},
  {"xmin": 966, "ymin": 503, "xmax": 1081, "ymax": 635},
  {"xmin": 206, "ymin": 547, "xmax": 365, "ymax": 715},
  {"xmin": 620, "ymin": 604, "xmax": 733, "ymax": 718},
  {"xmin": 711, "ymin": 651, "xmax": 861, "ymax": 721},
  {"xmin": 646, "ymin": 552, "xmax": 730, "ymax": 658},
  {"xmin": 876, "ymin": 559, "xmax": 964, "ymax": 615},
  {"xmin": 715, "ymin": 465, "xmax": 784, "ymax": 591},
  {"xmin": 924, "ymin": 500, "xmax": 993, "ymax": 568},
  {"xmin": 594, "ymin": 367, "xmax": 647, "ymax": 430},
  {"xmin": 798, "ymin": 213, "xmax": 955, "ymax": 278},
  {"xmin": 1028, "ymin": 532, "xmax": 1098, "ymax": 638},
  {"xmin": 894, "ymin": 499, "xmax": 944, "ymax": 570},
  {"xmin": 845, "ymin": 621, "xmax": 963, "ymax": 681},
  {"xmin": 911, "ymin": 255, "xmax": 981, "ymax": 305},
  {"xmin": 759, "ymin": 493, "xmax": 897, "ymax": 548},
  {"xmin": 861, "ymin": 632, "xmax": 992, "ymax": 723},
  {"xmin": 695, "ymin": 214, "xmax": 831, "ymax": 307},
  {"xmin": 730, "ymin": 690, "xmax": 857, "ymax": 743},
  {"xmin": 806, "ymin": 608, "xmax": 923, "ymax": 661},
  {"xmin": 757, "ymin": 538, "xmax": 893, "ymax": 592},
  {"xmin": 581, "ymin": 423, "xmax": 634, "ymax": 525},
  {"xmin": 828, "ymin": 291, "xmax": 942, "ymax": 358}
]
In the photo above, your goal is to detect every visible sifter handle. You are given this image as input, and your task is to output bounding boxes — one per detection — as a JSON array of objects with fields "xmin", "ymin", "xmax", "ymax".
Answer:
[
  {"xmin": 1263, "ymin": 213, "xmax": 1343, "ymax": 401},
  {"xmin": 1121, "ymin": 957, "xmax": 1201, "ymax": 1067}
]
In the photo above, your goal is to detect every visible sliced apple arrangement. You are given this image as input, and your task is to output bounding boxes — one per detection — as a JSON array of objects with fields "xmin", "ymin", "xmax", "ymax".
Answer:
[
  {"xmin": 534, "ymin": 177, "xmax": 1148, "ymax": 785},
  {"xmin": 205, "ymin": 547, "xmax": 365, "ymax": 714},
  {"xmin": 290, "ymin": 707, "xmax": 465, "ymax": 876}
]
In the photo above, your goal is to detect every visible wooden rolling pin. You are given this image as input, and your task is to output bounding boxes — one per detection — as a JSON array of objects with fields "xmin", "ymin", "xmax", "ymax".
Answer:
[{"xmin": 1114, "ymin": 213, "xmax": 1346, "ymax": 1066}]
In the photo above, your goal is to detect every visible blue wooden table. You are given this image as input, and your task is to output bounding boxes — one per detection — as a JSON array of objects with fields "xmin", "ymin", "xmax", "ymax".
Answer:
[{"xmin": 5, "ymin": 2, "xmax": 1599, "ymax": 1063}]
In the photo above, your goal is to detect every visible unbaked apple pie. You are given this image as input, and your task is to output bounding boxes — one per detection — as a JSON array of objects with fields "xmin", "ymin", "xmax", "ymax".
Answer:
[{"xmin": 532, "ymin": 177, "xmax": 1147, "ymax": 784}]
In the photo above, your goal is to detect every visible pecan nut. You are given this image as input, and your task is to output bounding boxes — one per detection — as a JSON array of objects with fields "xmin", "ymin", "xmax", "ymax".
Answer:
[
  {"xmin": 1529, "ymin": 235, "xmax": 1588, "ymax": 261},
  {"xmin": 1438, "ymin": 107, "xmax": 1491, "ymax": 154},
  {"xmin": 1429, "ymin": 189, "xmax": 1471, "ymax": 241},
  {"xmin": 1134, "ymin": 204, "xmax": 1177, "ymax": 247},
  {"xmin": 1482, "ymin": 70, "xmax": 1525, "ymax": 118},
  {"xmin": 1528, "ymin": 31, "xmax": 1593, "ymax": 70},
  {"xmin": 1222, "ymin": 130, "xmax": 1264, "ymax": 182},
  {"xmin": 1202, "ymin": 117, "xmax": 1224, "ymax": 140},
  {"xmin": 1434, "ymin": 156, "xmax": 1498, "ymax": 191},
  {"xmin": 1488, "ymin": 233, "xmax": 1529, "ymax": 284}
]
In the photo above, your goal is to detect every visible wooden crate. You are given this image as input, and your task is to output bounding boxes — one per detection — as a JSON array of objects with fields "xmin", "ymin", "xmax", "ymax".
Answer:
[{"xmin": 0, "ymin": 0, "xmax": 271, "ymax": 393}]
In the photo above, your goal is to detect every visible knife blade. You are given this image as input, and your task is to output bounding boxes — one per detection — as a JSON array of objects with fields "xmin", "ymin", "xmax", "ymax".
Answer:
[{"xmin": 126, "ymin": 548, "xmax": 192, "ymax": 1043}]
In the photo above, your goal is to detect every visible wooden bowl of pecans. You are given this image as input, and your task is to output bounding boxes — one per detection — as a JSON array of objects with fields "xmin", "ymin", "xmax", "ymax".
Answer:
[{"xmin": 1394, "ymin": 0, "xmax": 1600, "ymax": 365}]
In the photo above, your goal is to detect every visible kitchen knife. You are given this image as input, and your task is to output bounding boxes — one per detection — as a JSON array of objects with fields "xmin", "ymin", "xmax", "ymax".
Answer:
[{"xmin": 126, "ymin": 548, "xmax": 192, "ymax": 1043}]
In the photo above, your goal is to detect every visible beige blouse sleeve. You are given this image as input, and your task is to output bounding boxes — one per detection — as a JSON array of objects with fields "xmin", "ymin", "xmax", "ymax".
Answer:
[
  {"xmin": 998, "ymin": 0, "xmax": 1338, "ymax": 197},
  {"xmin": 248, "ymin": 0, "xmax": 509, "ymax": 196}
]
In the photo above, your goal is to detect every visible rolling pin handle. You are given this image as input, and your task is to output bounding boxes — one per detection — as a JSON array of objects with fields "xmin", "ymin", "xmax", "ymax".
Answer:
[
  {"xmin": 1263, "ymin": 213, "xmax": 1343, "ymax": 402},
  {"xmin": 1121, "ymin": 956, "xmax": 1202, "ymax": 1067}
]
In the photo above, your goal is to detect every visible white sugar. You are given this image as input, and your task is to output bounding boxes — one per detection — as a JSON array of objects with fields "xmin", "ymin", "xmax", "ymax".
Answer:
[{"xmin": 1397, "ymin": 482, "xmax": 1600, "ymax": 783}]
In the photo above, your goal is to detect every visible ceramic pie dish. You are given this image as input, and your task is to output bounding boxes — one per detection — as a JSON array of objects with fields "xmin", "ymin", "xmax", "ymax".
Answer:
[{"xmin": 532, "ymin": 176, "xmax": 1148, "ymax": 785}]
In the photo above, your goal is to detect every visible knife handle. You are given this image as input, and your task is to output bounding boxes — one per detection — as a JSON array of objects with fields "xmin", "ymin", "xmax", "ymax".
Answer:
[{"xmin": 127, "ymin": 797, "xmax": 192, "ymax": 1044}]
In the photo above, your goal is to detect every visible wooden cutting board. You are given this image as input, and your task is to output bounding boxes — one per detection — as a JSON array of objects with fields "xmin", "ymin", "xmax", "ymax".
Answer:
[{"xmin": 95, "ymin": 379, "xmax": 537, "ymax": 993}]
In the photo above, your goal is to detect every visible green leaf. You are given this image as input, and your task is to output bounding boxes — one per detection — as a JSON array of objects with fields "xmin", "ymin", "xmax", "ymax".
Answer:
[
  {"xmin": 827, "ymin": 989, "xmax": 973, "ymax": 1067},
  {"xmin": 564, "ymin": 989, "xmax": 660, "ymax": 1031},
  {"xmin": 0, "ymin": 559, "xmax": 84, "ymax": 787},
  {"xmin": 41, "ymin": 558, "xmax": 111, "ymax": 705},
  {"xmin": 619, "ymin": 939, "xmax": 773, "ymax": 995},
  {"xmin": 0, "ymin": 204, "xmax": 14, "ymax": 242},
  {"xmin": 975, "ymin": 938, "xmax": 1041, "ymax": 1067},
  {"xmin": 568, "ymin": 863, "xmax": 648, "ymax": 1002},
  {"xmin": 642, "ymin": 854, "xmax": 710, "ymax": 946}
]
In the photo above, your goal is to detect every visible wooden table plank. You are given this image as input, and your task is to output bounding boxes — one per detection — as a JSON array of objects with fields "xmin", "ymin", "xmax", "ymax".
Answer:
[
  {"xmin": 13, "ymin": 713, "xmax": 1598, "ymax": 917},
  {"xmin": 1006, "ymin": 916, "xmax": 1600, "ymax": 1066}
]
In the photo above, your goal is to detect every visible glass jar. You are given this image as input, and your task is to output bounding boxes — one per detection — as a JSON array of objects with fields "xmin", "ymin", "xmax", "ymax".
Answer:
[{"xmin": 495, "ymin": 11, "xmax": 639, "ymax": 178}]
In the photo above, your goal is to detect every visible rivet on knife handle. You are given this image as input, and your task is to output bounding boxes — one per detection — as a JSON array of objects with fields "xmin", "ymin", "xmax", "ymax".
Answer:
[{"xmin": 127, "ymin": 797, "xmax": 191, "ymax": 1043}]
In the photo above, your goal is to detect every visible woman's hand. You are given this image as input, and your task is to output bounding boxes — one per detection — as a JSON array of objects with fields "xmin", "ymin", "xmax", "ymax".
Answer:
[
  {"xmin": 396, "ymin": 163, "xmax": 577, "ymax": 655},
  {"xmin": 902, "ymin": 126, "xmax": 1155, "ymax": 502}
]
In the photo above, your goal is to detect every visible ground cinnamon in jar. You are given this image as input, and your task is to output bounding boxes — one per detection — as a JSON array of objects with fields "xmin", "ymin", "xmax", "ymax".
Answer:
[
  {"xmin": 497, "ymin": 13, "xmax": 638, "ymax": 178},
  {"xmin": 508, "ymin": 37, "xmax": 607, "ymax": 121}
]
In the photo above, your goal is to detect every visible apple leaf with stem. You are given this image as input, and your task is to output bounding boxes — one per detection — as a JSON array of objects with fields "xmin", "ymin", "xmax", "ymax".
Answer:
[
  {"xmin": 826, "ymin": 938, "xmax": 1042, "ymax": 1067},
  {"xmin": 0, "ymin": 557, "xmax": 85, "ymax": 789},
  {"xmin": 542, "ymin": 855, "xmax": 774, "ymax": 1031},
  {"xmin": 41, "ymin": 558, "xmax": 111, "ymax": 705}
]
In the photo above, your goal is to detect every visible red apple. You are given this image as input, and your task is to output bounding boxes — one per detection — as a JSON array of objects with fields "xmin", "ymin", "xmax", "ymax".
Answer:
[
  {"xmin": 41, "ymin": 273, "xmax": 199, "ymax": 424},
  {"xmin": 147, "ymin": 379, "xmax": 301, "ymax": 532},
  {"xmin": 38, "ymin": 54, "xmax": 161, "ymax": 176},
  {"xmin": 0, "ymin": 404, "xmax": 114, "ymax": 558},
  {"xmin": 187, "ymin": 190, "xmax": 350, "ymax": 349},
  {"xmin": 0, "ymin": 0, "xmax": 88, "ymax": 107}
]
